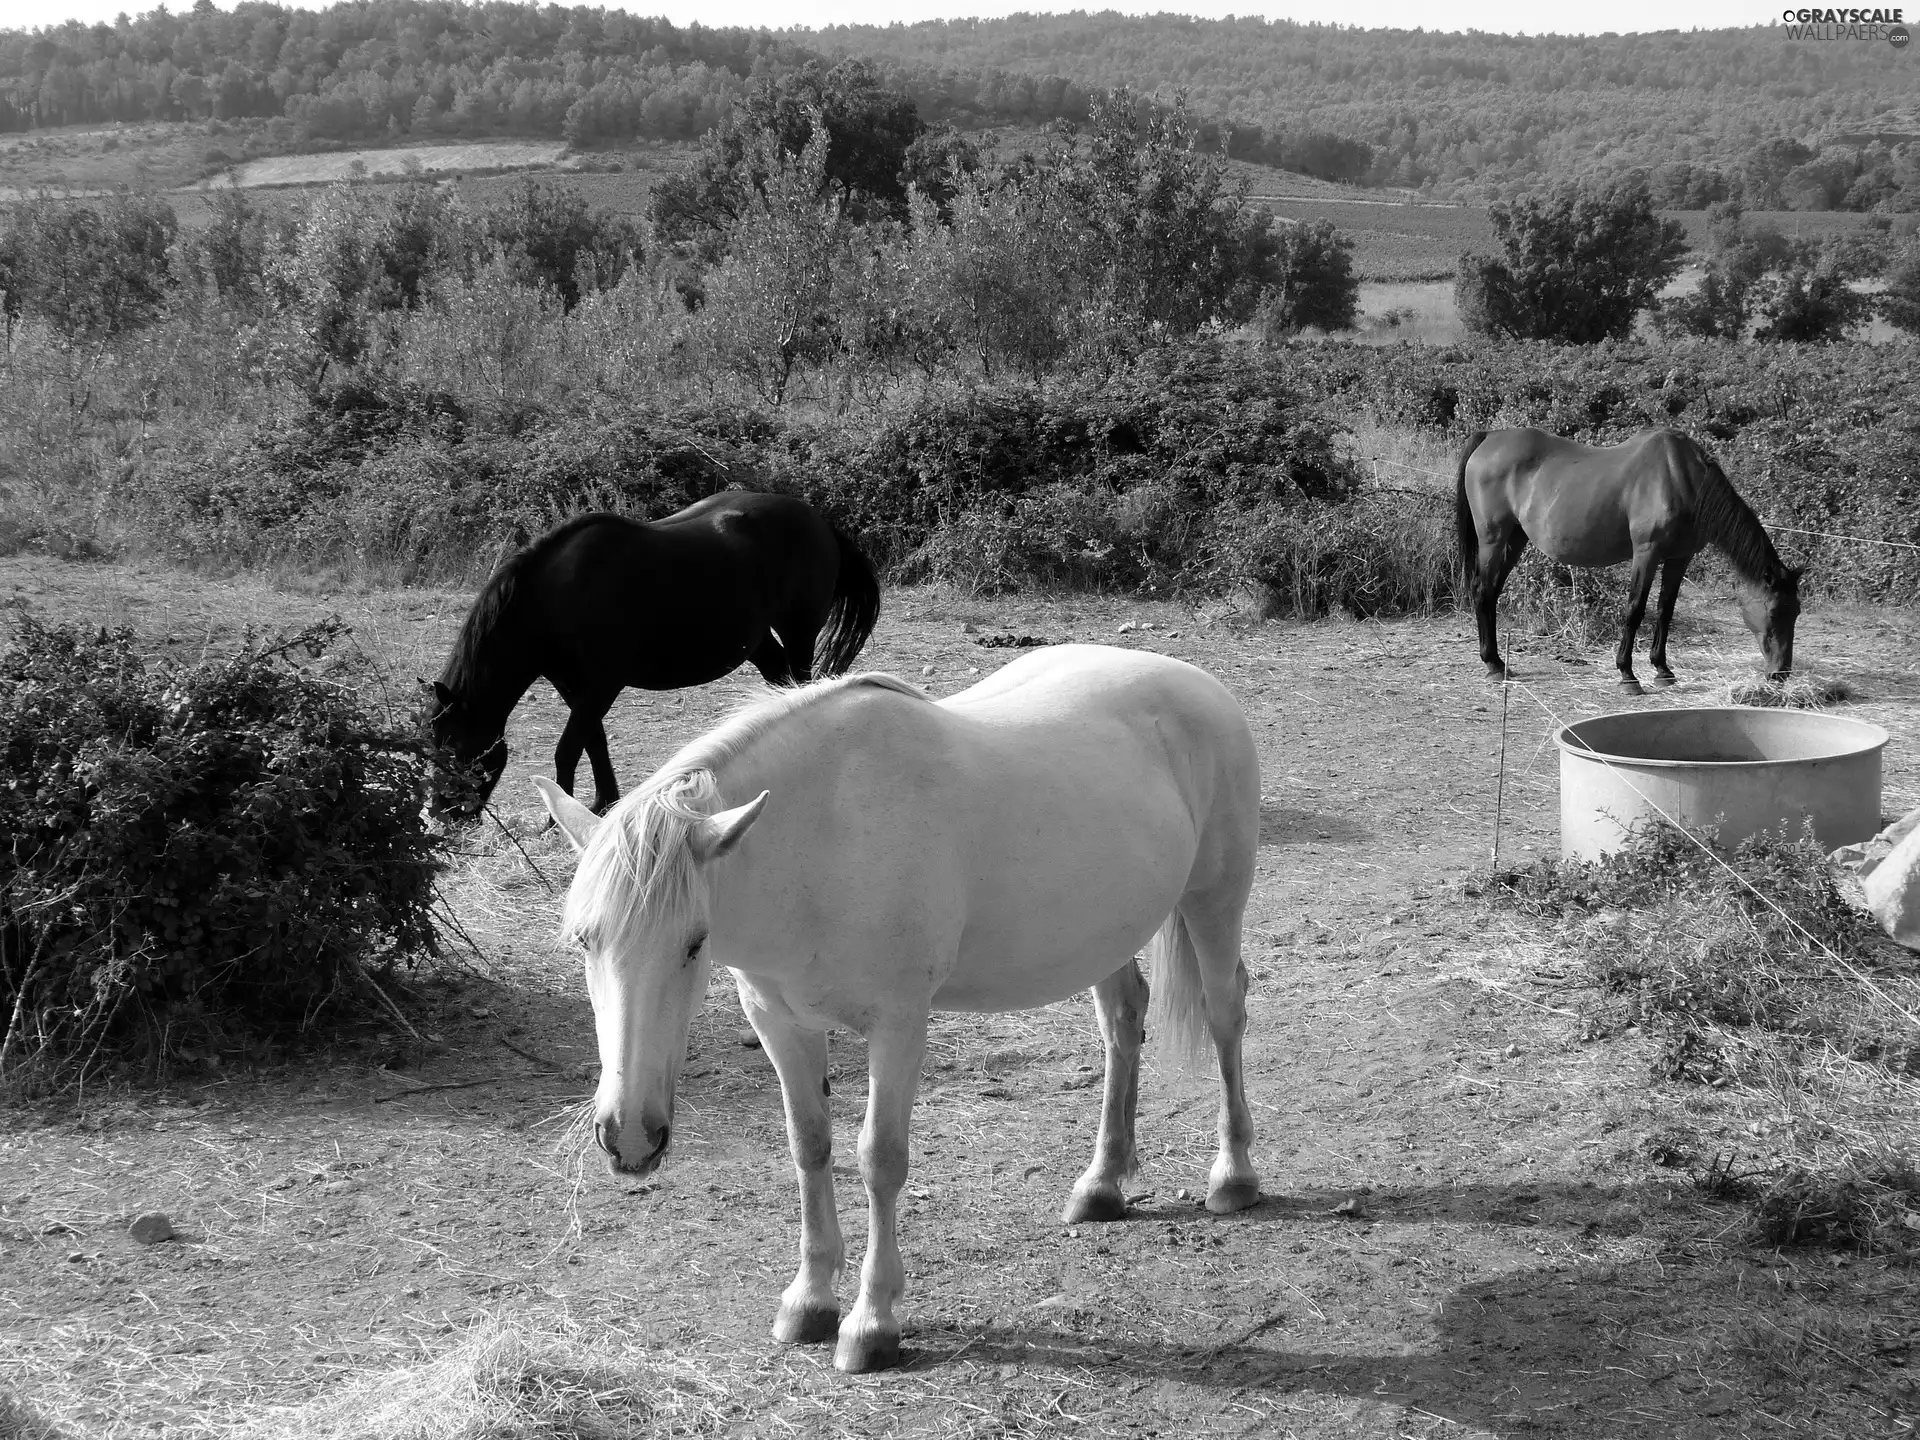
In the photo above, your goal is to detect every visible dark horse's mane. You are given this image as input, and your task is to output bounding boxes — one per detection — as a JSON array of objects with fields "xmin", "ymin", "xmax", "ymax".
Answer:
[
  {"xmin": 440, "ymin": 514, "xmax": 603, "ymax": 697},
  {"xmin": 1692, "ymin": 446, "xmax": 1791, "ymax": 591}
]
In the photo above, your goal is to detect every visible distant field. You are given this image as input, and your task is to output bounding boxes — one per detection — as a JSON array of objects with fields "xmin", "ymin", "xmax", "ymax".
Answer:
[
  {"xmin": 0, "ymin": 120, "xmax": 217, "ymax": 198},
  {"xmin": 214, "ymin": 141, "xmax": 569, "ymax": 189},
  {"xmin": 1259, "ymin": 198, "xmax": 1490, "ymax": 282}
]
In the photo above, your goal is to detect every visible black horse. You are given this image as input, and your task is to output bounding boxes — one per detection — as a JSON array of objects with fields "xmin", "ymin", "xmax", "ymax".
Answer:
[{"xmin": 425, "ymin": 493, "xmax": 881, "ymax": 818}]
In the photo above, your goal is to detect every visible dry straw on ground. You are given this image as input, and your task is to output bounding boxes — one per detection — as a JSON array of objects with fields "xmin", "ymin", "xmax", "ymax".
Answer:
[
  {"xmin": 1724, "ymin": 675, "xmax": 1857, "ymax": 708},
  {"xmin": 0, "ymin": 1390, "xmax": 68, "ymax": 1440},
  {"xmin": 226, "ymin": 1317, "xmax": 664, "ymax": 1440}
]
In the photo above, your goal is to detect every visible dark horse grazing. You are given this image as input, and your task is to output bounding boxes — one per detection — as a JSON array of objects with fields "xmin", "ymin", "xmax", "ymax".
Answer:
[
  {"xmin": 1456, "ymin": 427, "xmax": 1802, "ymax": 692},
  {"xmin": 425, "ymin": 493, "xmax": 881, "ymax": 818}
]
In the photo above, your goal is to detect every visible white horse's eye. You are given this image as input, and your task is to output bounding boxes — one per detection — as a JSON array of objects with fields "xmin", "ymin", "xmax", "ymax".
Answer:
[{"xmin": 685, "ymin": 935, "xmax": 707, "ymax": 962}]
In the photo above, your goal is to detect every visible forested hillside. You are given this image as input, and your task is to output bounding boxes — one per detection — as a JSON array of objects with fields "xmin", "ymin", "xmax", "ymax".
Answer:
[
  {"xmin": 806, "ymin": 16, "xmax": 1918, "ymax": 202},
  {"xmin": 3, "ymin": 2, "xmax": 1917, "ymax": 207}
]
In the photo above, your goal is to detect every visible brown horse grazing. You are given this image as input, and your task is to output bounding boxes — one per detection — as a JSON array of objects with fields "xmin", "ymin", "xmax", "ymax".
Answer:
[{"xmin": 1456, "ymin": 427, "xmax": 1802, "ymax": 692}]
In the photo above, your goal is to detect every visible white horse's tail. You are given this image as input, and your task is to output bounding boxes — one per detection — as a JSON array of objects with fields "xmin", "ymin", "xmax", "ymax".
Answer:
[{"xmin": 1147, "ymin": 908, "xmax": 1212, "ymax": 1074}]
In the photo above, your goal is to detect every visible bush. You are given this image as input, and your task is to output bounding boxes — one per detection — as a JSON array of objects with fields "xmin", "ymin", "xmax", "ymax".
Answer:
[
  {"xmin": 1225, "ymin": 491, "xmax": 1459, "ymax": 617},
  {"xmin": 0, "ymin": 615, "xmax": 442, "ymax": 1084}
]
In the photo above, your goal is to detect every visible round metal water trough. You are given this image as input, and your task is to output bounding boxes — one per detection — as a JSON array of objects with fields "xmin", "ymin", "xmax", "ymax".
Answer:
[{"xmin": 1553, "ymin": 707, "xmax": 1888, "ymax": 861}]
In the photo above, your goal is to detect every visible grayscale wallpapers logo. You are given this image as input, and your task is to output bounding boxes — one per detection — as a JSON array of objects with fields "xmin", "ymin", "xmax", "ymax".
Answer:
[{"xmin": 1778, "ymin": 6, "xmax": 1911, "ymax": 40}]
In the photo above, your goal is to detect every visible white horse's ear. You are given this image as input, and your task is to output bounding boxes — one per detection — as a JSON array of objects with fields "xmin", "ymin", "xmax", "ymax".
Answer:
[
  {"xmin": 687, "ymin": 791, "xmax": 769, "ymax": 864},
  {"xmin": 532, "ymin": 776, "xmax": 600, "ymax": 855}
]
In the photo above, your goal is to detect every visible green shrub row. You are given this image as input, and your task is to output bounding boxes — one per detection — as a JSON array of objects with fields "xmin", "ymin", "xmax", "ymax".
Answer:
[
  {"xmin": 124, "ymin": 332, "xmax": 1918, "ymax": 612},
  {"xmin": 135, "ymin": 340, "xmax": 1443, "ymax": 613}
]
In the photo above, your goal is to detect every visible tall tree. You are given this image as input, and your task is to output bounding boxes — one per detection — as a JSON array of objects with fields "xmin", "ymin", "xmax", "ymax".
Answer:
[
  {"xmin": 1259, "ymin": 218, "xmax": 1358, "ymax": 336},
  {"xmin": 1061, "ymin": 91, "xmax": 1281, "ymax": 346},
  {"xmin": 693, "ymin": 125, "xmax": 849, "ymax": 405},
  {"xmin": 651, "ymin": 59, "xmax": 925, "ymax": 258},
  {"xmin": 1455, "ymin": 180, "xmax": 1686, "ymax": 344}
]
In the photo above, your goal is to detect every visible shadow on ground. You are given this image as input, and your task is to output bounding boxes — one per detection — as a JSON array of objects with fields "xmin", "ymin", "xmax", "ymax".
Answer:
[
  {"xmin": 1260, "ymin": 801, "xmax": 1373, "ymax": 848},
  {"xmin": 895, "ymin": 1188, "xmax": 1914, "ymax": 1439}
]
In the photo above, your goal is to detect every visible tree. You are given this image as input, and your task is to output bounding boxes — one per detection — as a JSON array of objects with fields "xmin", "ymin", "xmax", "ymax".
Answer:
[
  {"xmin": 1654, "ymin": 264, "xmax": 1752, "ymax": 340},
  {"xmin": 1742, "ymin": 137, "xmax": 1815, "ymax": 209},
  {"xmin": 1881, "ymin": 242, "xmax": 1920, "ymax": 336},
  {"xmin": 1455, "ymin": 180, "xmax": 1686, "ymax": 344},
  {"xmin": 1259, "ymin": 219, "xmax": 1358, "ymax": 336},
  {"xmin": 651, "ymin": 60, "xmax": 926, "ymax": 259},
  {"xmin": 693, "ymin": 125, "xmax": 849, "ymax": 405},
  {"xmin": 1653, "ymin": 203, "xmax": 1778, "ymax": 340},
  {"xmin": 173, "ymin": 186, "xmax": 272, "ymax": 312},
  {"xmin": 482, "ymin": 177, "xmax": 639, "ymax": 310},
  {"xmin": 266, "ymin": 184, "xmax": 387, "ymax": 371},
  {"xmin": 1752, "ymin": 262, "xmax": 1872, "ymax": 342},
  {"xmin": 908, "ymin": 154, "xmax": 1088, "ymax": 378},
  {"xmin": 1, "ymin": 192, "xmax": 177, "ymax": 340},
  {"xmin": 1060, "ymin": 91, "xmax": 1281, "ymax": 346},
  {"xmin": 899, "ymin": 124, "xmax": 982, "ymax": 219}
]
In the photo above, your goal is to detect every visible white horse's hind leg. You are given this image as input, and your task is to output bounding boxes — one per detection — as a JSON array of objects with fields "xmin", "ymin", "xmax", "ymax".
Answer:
[
  {"xmin": 1063, "ymin": 959, "xmax": 1147, "ymax": 1224},
  {"xmin": 739, "ymin": 982, "xmax": 843, "ymax": 1346},
  {"xmin": 1184, "ymin": 903, "xmax": 1260, "ymax": 1214},
  {"xmin": 836, "ymin": 1020, "xmax": 927, "ymax": 1373}
]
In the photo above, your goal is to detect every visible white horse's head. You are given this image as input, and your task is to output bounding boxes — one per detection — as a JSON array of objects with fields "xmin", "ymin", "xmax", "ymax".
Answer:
[{"xmin": 535, "ymin": 774, "xmax": 767, "ymax": 1177}]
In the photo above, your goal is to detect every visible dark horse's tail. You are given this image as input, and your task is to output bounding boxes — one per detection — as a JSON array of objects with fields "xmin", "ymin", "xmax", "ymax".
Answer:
[
  {"xmin": 817, "ymin": 524, "xmax": 882, "ymax": 675},
  {"xmin": 1455, "ymin": 430, "xmax": 1489, "ymax": 593}
]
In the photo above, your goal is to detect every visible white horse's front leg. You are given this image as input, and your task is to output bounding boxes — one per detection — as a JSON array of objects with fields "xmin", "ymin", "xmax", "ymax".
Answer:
[
  {"xmin": 836, "ymin": 1020, "xmax": 926, "ymax": 1373},
  {"xmin": 738, "ymin": 980, "xmax": 843, "ymax": 1345}
]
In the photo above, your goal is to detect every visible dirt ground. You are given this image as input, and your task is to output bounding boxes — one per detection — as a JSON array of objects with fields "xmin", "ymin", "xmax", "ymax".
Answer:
[{"xmin": 1, "ymin": 555, "xmax": 1916, "ymax": 1439}]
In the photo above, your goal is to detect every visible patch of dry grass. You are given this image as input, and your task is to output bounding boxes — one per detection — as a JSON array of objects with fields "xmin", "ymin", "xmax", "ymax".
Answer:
[
  {"xmin": 225, "ymin": 1317, "xmax": 665, "ymax": 1440},
  {"xmin": 1478, "ymin": 821, "xmax": 1920, "ymax": 1253},
  {"xmin": 1724, "ymin": 674, "xmax": 1857, "ymax": 709},
  {"xmin": 0, "ymin": 1390, "xmax": 69, "ymax": 1440}
]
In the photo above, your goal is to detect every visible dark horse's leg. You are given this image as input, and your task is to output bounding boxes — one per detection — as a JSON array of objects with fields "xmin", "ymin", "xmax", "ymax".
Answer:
[
  {"xmin": 1614, "ymin": 555, "xmax": 1661, "ymax": 695},
  {"xmin": 1646, "ymin": 557, "xmax": 1690, "ymax": 688},
  {"xmin": 553, "ymin": 695, "xmax": 622, "ymax": 813},
  {"xmin": 1476, "ymin": 529, "xmax": 1528, "ymax": 680},
  {"xmin": 749, "ymin": 631, "xmax": 798, "ymax": 687}
]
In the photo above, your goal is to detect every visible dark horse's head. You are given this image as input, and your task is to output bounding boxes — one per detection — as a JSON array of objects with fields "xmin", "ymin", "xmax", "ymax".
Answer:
[
  {"xmin": 1736, "ymin": 567, "xmax": 1802, "ymax": 681},
  {"xmin": 421, "ymin": 679, "xmax": 507, "ymax": 821}
]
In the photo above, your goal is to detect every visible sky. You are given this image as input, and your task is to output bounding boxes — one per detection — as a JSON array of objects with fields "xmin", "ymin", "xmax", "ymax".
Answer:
[{"xmin": 6, "ymin": 0, "xmax": 1785, "ymax": 34}]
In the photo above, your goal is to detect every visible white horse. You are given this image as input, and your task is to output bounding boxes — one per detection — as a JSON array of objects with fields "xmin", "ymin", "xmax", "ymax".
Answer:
[{"xmin": 535, "ymin": 643, "xmax": 1262, "ymax": 1373}]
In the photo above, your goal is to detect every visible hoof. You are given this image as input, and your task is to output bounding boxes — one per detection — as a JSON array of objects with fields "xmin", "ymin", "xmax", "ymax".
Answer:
[
  {"xmin": 772, "ymin": 1302, "xmax": 840, "ymax": 1346},
  {"xmin": 1061, "ymin": 1184, "xmax": 1127, "ymax": 1224},
  {"xmin": 1649, "ymin": 673, "xmax": 1676, "ymax": 690},
  {"xmin": 1617, "ymin": 678, "xmax": 1644, "ymax": 696},
  {"xmin": 834, "ymin": 1328, "xmax": 901, "ymax": 1374},
  {"xmin": 1205, "ymin": 1179, "xmax": 1262, "ymax": 1215},
  {"xmin": 1484, "ymin": 664, "xmax": 1508, "ymax": 682}
]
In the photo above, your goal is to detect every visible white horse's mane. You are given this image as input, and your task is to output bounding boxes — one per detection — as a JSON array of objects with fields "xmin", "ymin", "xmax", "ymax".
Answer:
[{"xmin": 561, "ymin": 671, "xmax": 928, "ymax": 949}]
